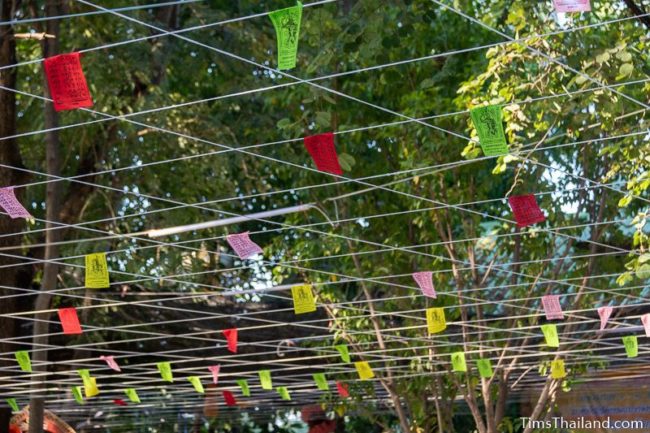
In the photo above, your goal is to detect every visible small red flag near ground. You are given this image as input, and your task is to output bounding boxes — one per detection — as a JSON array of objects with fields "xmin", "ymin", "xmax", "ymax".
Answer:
[
  {"xmin": 303, "ymin": 133, "xmax": 343, "ymax": 175},
  {"xmin": 43, "ymin": 52, "xmax": 93, "ymax": 112}
]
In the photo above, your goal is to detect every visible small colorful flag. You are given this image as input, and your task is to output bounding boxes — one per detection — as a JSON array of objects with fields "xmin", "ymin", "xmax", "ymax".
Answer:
[
  {"xmin": 451, "ymin": 352, "xmax": 467, "ymax": 372},
  {"xmin": 15, "ymin": 351, "xmax": 31, "ymax": 372},
  {"xmin": 553, "ymin": 0, "xmax": 590, "ymax": 12},
  {"xmin": 623, "ymin": 336, "xmax": 638, "ymax": 358},
  {"xmin": 269, "ymin": 2, "xmax": 303, "ymax": 70},
  {"xmin": 223, "ymin": 390, "xmax": 237, "ymax": 406},
  {"xmin": 83, "ymin": 376, "xmax": 99, "ymax": 398},
  {"xmin": 276, "ymin": 386, "xmax": 291, "ymax": 400},
  {"xmin": 6, "ymin": 398, "xmax": 19, "ymax": 412},
  {"xmin": 313, "ymin": 373, "xmax": 329, "ymax": 391},
  {"xmin": 223, "ymin": 328, "xmax": 238, "ymax": 353},
  {"xmin": 335, "ymin": 344, "xmax": 350, "ymax": 363},
  {"xmin": 412, "ymin": 271, "xmax": 436, "ymax": 298},
  {"xmin": 43, "ymin": 52, "xmax": 93, "ymax": 111},
  {"xmin": 469, "ymin": 105, "xmax": 508, "ymax": 156},
  {"xmin": 291, "ymin": 284, "xmax": 316, "ymax": 314},
  {"xmin": 226, "ymin": 232, "xmax": 262, "ymax": 259},
  {"xmin": 124, "ymin": 388, "xmax": 140, "ymax": 403},
  {"xmin": 508, "ymin": 195, "xmax": 545, "ymax": 227},
  {"xmin": 426, "ymin": 308, "xmax": 446, "ymax": 334},
  {"xmin": 541, "ymin": 295, "xmax": 564, "ymax": 320},
  {"xmin": 100, "ymin": 355, "xmax": 121, "ymax": 372},
  {"xmin": 113, "ymin": 399, "xmax": 127, "ymax": 406},
  {"xmin": 642, "ymin": 314, "xmax": 650, "ymax": 337},
  {"xmin": 58, "ymin": 307, "xmax": 83, "ymax": 335},
  {"xmin": 541, "ymin": 324, "xmax": 559, "ymax": 348},
  {"xmin": 77, "ymin": 369, "xmax": 90, "ymax": 381},
  {"xmin": 72, "ymin": 386, "xmax": 84, "ymax": 404},
  {"xmin": 550, "ymin": 359, "xmax": 566, "ymax": 379},
  {"xmin": 303, "ymin": 133, "xmax": 343, "ymax": 175},
  {"xmin": 259, "ymin": 370, "xmax": 273, "ymax": 390},
  {"xmin": 188, "ymin": 376, "xmax": 204, "ymax": 394},
  {"xmin": 477, "ymin": 359, "xmax": 493, "ymax": 378},
  {"xmin": 0, "ymin": 187, "xmax": 31, "ymax": 219},
  {"xmin": 336, "ymin": 381, "xmax": 349, "ymax": 398},
  {"xmin": 236, "ymin": 379, "xmax": 251, "ymax": 396},
  {"xmin": 85, "ymin": 252, "xmax": 109, "ymax": 289},
  {"xmin": 157, "ymin": 361, "xmax": 173, "ymax": 382},
  {"xmin": 208, "ymin": 365, "xmax": 220, "ymax": 384},
  {"xmin": 354, "ymin": 361, "xmax": 374, "ymax": 380},
  {"xmin": 598, "ymin": 306, "xmax": 613, "ymax": 330}
]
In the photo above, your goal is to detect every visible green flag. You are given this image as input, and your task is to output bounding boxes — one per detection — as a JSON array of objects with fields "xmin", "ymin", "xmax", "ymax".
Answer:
[
  {"xmin": 451, "ymin": 352, "xmax": 467, "ymax": 372},
  {"xmin": 15, "ymin": 351, "xmax": 31, "ymax": 372},
  {"xmin": 276, "ymin": 386, "xmax": 291, "ymax": 400},
  {"xmin": 623, "ymin": 335, "xmax": 638, "ymax": 358},
  {"xmin": 72, "ymin": 386, "xmax": 84, "ymax": 404},
  {"xmin": 477, "ymin": 359, "xmax": 493, "ymax": 378},
  {"xmin": 334, "ymin": 344, "xmax": 350, "ymax": 363},
  {"xmin": 157, "ymin": 362, "xmax": 173, "ymax": 382},
  {"xmin": 541, "ymin": 324, "xmax": 559, "ymax": 348},
  {"xmin": 6, "ymin": 398, "xmax": 19, "ymax": 412},
  {"xmin": 269, "ymin": 2, "xmax": 302, "ymax": 70},
  {"xmin": 259, "ymin": 370, "xmax": 273, "ymax": 390},
  {"xmin": 469, "ymin": 105, "xmax": 508, "ymax": 156},
  {"xmin": 236, "ymin": 379, "xmax": 251, "ymax": 396},
  {"xmin": 124, "ymin": 388, "xmax": 140, "ymax": 403},
  {"xmin": 313, "ymin": 373, "xmax": 329, "ymax": 391},
  {"xmin": 77, "ymin": 369, "xmax": 90, "ymax": 380},
  {"xmin": 187, "ymin": 376, "xmax": 204, "ymax": 394}
]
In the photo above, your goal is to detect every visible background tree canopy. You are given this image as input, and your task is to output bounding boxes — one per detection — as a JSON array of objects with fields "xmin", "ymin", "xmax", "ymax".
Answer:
[{"xmin": 1, "ymin": 0, "xmax": 649, "ymax": 432}]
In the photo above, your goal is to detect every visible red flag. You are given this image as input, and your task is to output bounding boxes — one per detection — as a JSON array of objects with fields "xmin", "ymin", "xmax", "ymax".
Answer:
[
  {"xmin": 223, "ymin": 328, "xmax": 238, "ymax": 353},
  {"xmin": 508, "ymin": 194, "xmax": 545, "ymax": 227},
  {"xmin": 303, "ymin": 133, "xmax": 343, "ymax": 175},
  {"xmin": 336, "ymin": 381, "xmax": 349, "ymax": 398},
  {"xmin": 113, "ymin": 399, "xmax": 128, "ymax": 406},
  {"xmin": 222, "ymin": 390, "xmax": 237, "ymax": 406},
  {"xmin": 57, "ymin": 307, "xmax": 82, "ymax": 335},
  {"xmin": 43, "ymin": 52, "xmax": 93, "ymax": 112}
]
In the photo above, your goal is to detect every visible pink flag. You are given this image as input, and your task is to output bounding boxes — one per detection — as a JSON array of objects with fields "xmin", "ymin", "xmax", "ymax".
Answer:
[
  {"xmin": 226, "ymin": 232, "xmax": 263, "ymax": 259},
  {"xmin": 597, "ymin": 306, "xmax": 613, "ymax": 331},
  {"xmin": 541, "ymin": 295, "xmax": 564, "ymax": 320},
  {"xmin": 642, "ymin": 314, "xmax": 650, "ymax": 337},
  {"xmin": 553, "ymin": 0, "xmax": 590, "ymax": 13},
  {"xmin": 412, "ymin": 272, "xmax": 436, "ymax": 298},
  {"xmin": 57, "ymin": 307, "xmax": 83, "ymax": 335},
  {"xmin": 303, "ymin": 132, "xmax": 343, "ymax": 175},
  {"xmin": 0, "ymin": 187, "xmax": 31, "ymax": 219},
  {"xmin": 100, "ymin": 355, "xmax": 121, "ymax": 372},
  {"xmin": 208, "ymin": 365, "xmax": 220, "ymax": 384},
  {"xmin": 508, "ymin": 194, "xmax": 545, "ymax": 227},
  {"xmin": 223, "ymin": 390, "xmax": 237, "ymax": 406},
  {"xmin": 223, "ymin": 328, "xmax": 238, "ymax": 353},
  {"xmin": 336, "ymin": 381, "xmax": 349, "ymax": 398}
]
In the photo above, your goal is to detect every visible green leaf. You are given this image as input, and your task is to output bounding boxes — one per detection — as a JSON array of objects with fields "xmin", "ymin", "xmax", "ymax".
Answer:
[
  {"xmin": 338, "ymin": 153, "xmax": 355, "ymax": 171},
  {"xmin": 315, "ymin": 111, "xmax": 331, "ymax": 128},
  {"xmin": 619, "ymin": 63, "xmax": 633, "ymax": 77},
  {"xmin": 276, "ymin": 118, "xmax": 292, "ymax": 129},
  {"xmin": 636, "ymin": 264, "xmax": 650, "ymax": 280}
]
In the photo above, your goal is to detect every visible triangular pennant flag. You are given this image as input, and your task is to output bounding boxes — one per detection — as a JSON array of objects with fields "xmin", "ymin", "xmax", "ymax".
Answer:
[
  {"xmin": 222, "ymin": 390, "xmax": 237, "ymax": 406},
  {"xmin": 541, "ymin": 324, "xmax": 559, "ymax": 348},
  {"xmin": 15, "ymin": 351, "xmax": 31, "ymax": 372},
  {"xmin": 303, "ymin": 133, "xmax": 343, "ymax": 175},
  {"xmin": 83, "ymin": 376, "xmax": 99, "ymax": 398},
  {"xmin": 77, "ymin": 369, "xmax": 90, "ymax": 381},
  {"xmin": 642, "ymin": 314, "xmax": 650, "ymax": 337},
  {"xmin": 553, "ymin": 0, "xmax": 590, "ymax": 12},
  {"xmin": 550, "ymin": 359, "xmax": 566, "ymax": 379},
  {"xmin": 426, "ymin": 308, "xmax": 446, "ymax": 334},
  {"xmin": 259, "ymin": 370, "xmax": 273, "ymax": 390},
  {"xmin": 598, "ymin": 306, "xmax": 613, "ymax": 331},
  {"xmin": 85, "ymin": 252, "xmax": 109, "ymax": 289},
  {"xmin": 313, "ymin": 373, "xmax": 329, "ymax": 391},
  {"xmin": 223, "ymin": 328, "xmax": 238, "ymax": 353},
  {"xmin": 508, "ymin": 195, "xmax": 545, "ymax": 227},
  {"xmin": 188, "ymin": 376, "xmax": 205, "ymax": 394},
  {"xmin": 541, "ymin": 295, "xmax": 564, "ymax": 320},
  {"xmin": 157, "ymin": 362, "xmax": 173, "ymax": 382},
  {"xmin": 354, "ymin": 361, "xmax": 375, "ymax": 380},
  {"xmin": 276, "ymin": 386, "xmax": 291, "ymax": 400},
  {"xmin": 236, "ymin": 379, "xmax": 251, "ymax": 397},
  {"xmin": 100, "ymin": 355, "xmax": 121, "ymax": 372},
  {"xmin": 57, "ymin": 307, "xmax": 83, "ymax": 335},
  {"xmin": 208, "ymin": 365, "xmax": 220, "ymax": 384},
  {"xmin": 43, "ymin": 52, "xmax": 93, "ymax": 112},
  {"xmin": 6, "ymin": 398, "xmax": 19, "ymax": 412},
  {"xmin": 113, "ymin": 399, "xmax": 128, "ymax": 407},
  {"xmin": 412, "ymin": 271, "xmax": 436, "ymax": 298},
  {"xmin": 334, "ymin": 344, "xmax": 350, "ymax": 363},
  {"xmin": 451, "ymin": 352, "xmax": 467, "ymax": 372},
  {"xmin": 0, "ymin": 187, "xmax": 31, "ymax": 219},
  {"xmin": 124, "ymin": 388, "xmax": 140, "ymax": 403},
  {"xmin": 72, "ymin": 386, "xmax": 84, "ymax": 404},
  {"xmin": 336, "ymin": 381, "xmax": 349, "ymax": 398},
  {"xmin": 477, "ymin": 359, "xmax": 493, "ymax": 378},
  {"xmin": 469, "ymin": 105, "xmax": 508, "ymax": 156},
  {"xmin": 291, "ymin": 284, "xmax": 316, "ymax": 314},
  {"xmin": 226, "ymin": 232, "xmax": 262, "ymax": 259},
  {"xmin": 269, "ymin": 2, "xmax": 303, "ymax": 70},
  {"xmin": 623, "ymin": 335, "xmax": 638, "ymax": 358}
]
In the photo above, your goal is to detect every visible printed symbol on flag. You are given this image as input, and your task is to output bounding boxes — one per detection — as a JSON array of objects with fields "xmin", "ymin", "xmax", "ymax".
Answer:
[
  {"xmin": 541, "ymin": 295, "xmax": 564, "ymax": 320},
  {"xmin": 43, "ymin": 52, "xmax": 93, "ymax": 112},
  {"xmin": 269, "ymin": 3, "xmax": 303, "ymax": 70},
  {"xmin": 85, "ymin": 252, "xmax": 109, "ymax": 289},
  {"xmin": 354, "ymin": 361, "xmax": 374, "ymax": 380},
  {"xmin": 508, "ymin": 194, "xmax": 545, "ymax": 227},
  {"xmin": 58, "ymin": 307, "xmax": 83, "ymax": 335},
  {"xmin": 553, "ymin": 0, "xmax": 591, "ymax": 13},
  {"xmin": 291, "ymin": 284, "xmax": 316, "ymax": 314},
  {"xmin": 0, "ymin": 187, "xmax": 31, "ymax": 219},
  {"xmin": 412, "ymin": 271, "xmax": 436, "ymax": 298},
  {"xmin": 597, "ymin": 306, "xmax": 613, "ymax": 331},
  {"xmin": 623, "ymin": 335, "xmax": 638, "ymax": 358},
  {"xmin": 469, "ymin": 105, "xmax": 509, "ymax": 156},
  {"xmin": 550, "ymin": 359, "xmax": 566, "ymax": 379},
  {"xmin": 451, "ymin": 352, "xmax": 467, "ymax": 372},
  {"xmin": 226, "ymin": 232, "xmax": 263, "ymax": 259},
  {"xmin": 426, "ymin": 308, "xmax": 446, "ymax": 334},
  {"xmin": 303, "ymin": 133, "xmax": 343, "ymax": 175}
]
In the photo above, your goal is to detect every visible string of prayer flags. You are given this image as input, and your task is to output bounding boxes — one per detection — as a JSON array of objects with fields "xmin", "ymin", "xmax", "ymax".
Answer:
[
  {"xmin": 623, "ymin": 336, "xmax": 638, "ymax": 358},
  {"xmin": 412, "ymin": 271, "xmax": 436, "ymax": 298},
  {"xmin": 477, "ymin": 358, "xmax": 493, "ymax": 378},
  {"xmin": 6, "ymin": 398, "xmax": 19, "ymax": 412},
  {"xmin": 72, "ymin": 386, "xmax": 84, "ymax": 404},
  {"xmin": 236, "ymin": 379, "xmax": 251, "ymax": 397},
  {"xmin": 541, "ymin": 324, "xmax": 559, "ymax": 348},
  {"xmin": 222, "ymin": 390, "xmax": 237, "ymax": 406},
  {"xmin": 277, "ymin": 386, "xmax": 291, "ymax": 401},
  {"xmin": 85, "ymin": 252, "xmax": 109, "ymax": 289},
  {"xmin": 291, "ymin": 284, "xmax": 316, "ymax": 314},
  {"xmin": 100, "ymin": 355, "xmax": 121, "ymax": 372},
  {"xmin": 43, "ymin": 52, "xmax": 93, "ymax": 112},
  {"xmin": 451, "ymin": 352, "xmax": 467, "ymax": 372},
  {"xmin": 469, "ymin": 105, "xmax": 508, "ymax": 156},
  {"xmin": 553, "ymin": 0, "xmax": 590, "ymax": 12},
  {"xmin": 208, "ymin": 365, "xmax": 220, "ymax": 384},
  {"xmin": 335, "ymin": 344, "xmax": 350, "ymax": 363},
  {"xmin": 550, "ymin": 359, "xmax": 567, "ymax": 379},
  {"xmin": 259, "ymin": 370, "xmax": 273, "ymax": 390},
  {"xmin": 223, "ymin": 328, "xmax": 238, "ymax": 353},
  {"xmin": 83, "ymin": 376, "xmax": 99, "ymax": 398},
  {"xmin": 354, "ymin": 361, "xmax": 375, "ymax": 380},
  {"xmin": 113, "ymin": 399, "xmax": 127, "ymax": 407},
  {"xmin": 0, "ymin": 187, "xmax": 31, "ymax": 219},
  {"xmin": 303, "ymin": 133, "xmax": 343, "ymax": 175},
  {"xmin": 124, "ymin": 388, "xmax": 140, "ymax": 403},
  {"xmin": 157, "ymin": 361, "xmax": 174, "ymax": 382},
  {"xmin": 57, "ymin": 307, "xmax": 82, "ymax": 335},
  {"xmin": 188, "ymin": 376, "xmax": 205, "ymax": 394},
  {"xmin": 15, "ymin": 351, "xmax": 31, "ymax": 372},
  {"xmin": 226, "ymin": 232, "xmax": 262, "ymax": 259},
  {"xmin": 336, "ymin": 381, "xmax": 350, "ymax": 398},
  {"xmin": 313, "ymin": 373, "xmax": 329, "ymax": 391},
  {"xmin": 598, "ymin": 306, "xmax": 613, "ymax": 330},
  {"xmin": 541, "ymin": 295, "xmax": 564, "ymax": 320},
  {"xmin": 426, "ymin": 307, "xmax": 446, "ymax": 334},
  {"xmin": 508, "ymin": 195, "xmax": 545, "ymax": 227},
  {"xmin": 269, "ymin": 2, "xmax": 302, "ymax": 70},
  {"xmin": 77, "ymin": 369, "xmax": 90, "ymax": 381},
  {"xmin": 642, "ymin": 314, "xmax": 650, "ymax": 337}
]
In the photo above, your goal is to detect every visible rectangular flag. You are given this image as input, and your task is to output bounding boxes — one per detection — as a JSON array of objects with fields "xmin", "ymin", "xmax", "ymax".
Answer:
[
  {"xmin": 426, "ymin": 308, "xmax": 446, "ymax": 334},
  {"xmin": 551, "ymin": 359, "xmax": 567, "ymax": 379},
  {"xmin": 58, "ymin": 307, "xmax": 83, "ymax": 335},
  {"xmin": 226, "ymin": 232, "xmax": 262, "ymax": 259},
  {"xmin": 188, "ymin": 376, "xmax": 205, "ymax": 394},
  {"xmin": 236, "ymin": 379, "xmax": 251, "ymax": 396},
  {"xmin": 623, "ymin": 335, "xmax": 638, "ymax": 358},
  {"xmin": 508, "ymin": 195, "xmax": 545, "ymax": 227},
  {"xmin": 157, "ymin": 361, "xmax": 173, "ymax": 382},
  {"xmin": 0, "ymin": 187, "xmax": 31, "ymax": 219},
  {"xmin": 477, "ymin": 358, "xmax": 493, "ymax": 378},
  {"xmin": 83, "ymin": 376, "xmax": 99, "ymax": 398},
  {"xmin": 269, "ymin": 2, "xmax": 303, "ymax": 70},
  {"xmin": 223, "ymin": 328, "xmax": 238, "ymax": 353},
  {"xmin": 354, "ymin": 361, "xmax": 374, "ymax": 380},
  {"xmin": 553, "ymin": 0, "xmax": 590, "ymax": 12},
  {"xmin": 259, "ymin": 370, "xmax": 273, "ymax": 390},
  {"xmin": 469, "ymin": 105, "xmax": 508, "ymax": 156},
  {"xmin": 541, "ymin": 324, "xmax": 559, "ymax": 348},
  {"xmin": 541, "ymin": 295, "xmax": 564, "ymax": 320},
  {"xmin": 291, "ymin": 284, "xmax": 316, "ymax": 314},
  {"xmin": 276, "ymin": 386, "xmax": 291, "ymax": 400},
  {"xmin": 124, "ymin": 388, "xmax": 140, "ymax": 403},
  {"xmin": 451, "ymin": 352, "xmax": 467, "ymax": 372},
  {"xmin": 412, "ymin": 271, "xmax": 436, "ymax": 298},
  {"xmin": 335, "ymin": 344, "xmax": 350, "ymax": 363},
  {"xmin": 313, "ymin": 373, "xmax": 329, "ymax": 391},
  {"xmin": 15, "ymin": 351, "xmax": 31, "ymax": 372},
  {"xmin": 85, "ymin": 252, "xmax": 109, "ymax": 288},
  {"xmin": 303, "ymin": 133, "xmax": 343, "ymax": 175},
  {"xmin": 43, "ymin": 52, "xmax": 93, "ymax": 111}
]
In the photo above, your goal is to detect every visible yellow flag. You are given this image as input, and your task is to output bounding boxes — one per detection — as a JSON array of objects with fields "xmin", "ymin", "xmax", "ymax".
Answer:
[
  {"xmin": 550, "ymin": 359, "xmax": 566, "ymax": 379},
  {"xmin": 83, "ymin": 376, "xmax": 99, "ymax": 398},
  {"xmin": 291, "ymin": 284, "xmax": 316, "ymax": 314},
  {"xmin": 354, "ymin": 361, "xmax": 375, "ymax": 380},
  {"xmin": 85, "ymin": 253, "xmax": 109, "ymax": 288},
  {"xmin": 426, "ymin": 308, "xmax": 446, "ymax": 334}
]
